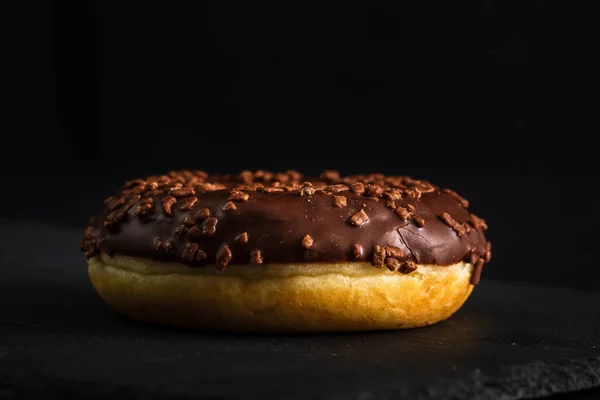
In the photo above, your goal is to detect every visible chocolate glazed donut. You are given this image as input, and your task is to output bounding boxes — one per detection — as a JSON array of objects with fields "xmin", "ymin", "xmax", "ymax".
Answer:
[{"xmin": 81, "ymin": 170, "xmax": 491, "ymax": 332}]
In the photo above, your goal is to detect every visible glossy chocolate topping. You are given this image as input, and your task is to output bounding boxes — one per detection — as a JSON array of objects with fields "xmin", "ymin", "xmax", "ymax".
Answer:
[{"xmin": 81, "ymin": 170, "xmax": 491, "ymax": 283}]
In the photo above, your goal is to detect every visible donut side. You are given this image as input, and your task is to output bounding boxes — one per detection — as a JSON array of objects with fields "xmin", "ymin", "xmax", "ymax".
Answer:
[{"xmin": 88, "ymin": 253, "xmax": 474, "ymax": 332}]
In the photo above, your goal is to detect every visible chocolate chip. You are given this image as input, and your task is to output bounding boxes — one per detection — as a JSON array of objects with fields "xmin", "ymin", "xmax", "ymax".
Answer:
[
  {"xmin": 250, "ymin": 249, "xmax": 263, "ymax": 264},
  {"xmin": 333, "ymin": 195, "xmax": 347, "ymax": 208},
  {"xmin": 237, "ymin": 232, "xmax": 249, "ymax": 244},
  {"xmin": 371, "ymin": 245, "xmax": 386, "ymax": 267},
  {"xmin": 440, "ymin": 212, "xmax": 466, "ymax": 237},
  {"xmin": 442, "ymin": 188, "xmax": 469, "ymax": 208},
  {"xmin": 154, "ymin": 238, "xmax": 164, "ymax": 251},
  {"xmin": 350, "ymin": 209, "xmax": 369, "ymax": 227},
  {"xmin": 216, "ymin": 245, "xmax": 232, "ymax": 270},
  {"xmin": 223, "ymin": 201, "xmax": 237, "ymax": 211},
  {"xmin": 351, "ymin": 243, "xmax": 363, "ymax": 258},
  {"xmin": 302, "ymin": 234, "xmax": 313, "ymax": 249}
]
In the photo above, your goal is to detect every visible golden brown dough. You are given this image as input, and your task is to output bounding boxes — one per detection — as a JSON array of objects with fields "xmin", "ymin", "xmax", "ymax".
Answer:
[{"xmin": 89, "ymin": 254, "xmax": 474, "ymax": 332}]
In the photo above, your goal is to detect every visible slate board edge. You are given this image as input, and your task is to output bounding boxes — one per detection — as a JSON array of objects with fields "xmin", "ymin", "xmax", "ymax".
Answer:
[{"xmin": 2, "ymin": 356, "xmax": 599, "ymax": 400}]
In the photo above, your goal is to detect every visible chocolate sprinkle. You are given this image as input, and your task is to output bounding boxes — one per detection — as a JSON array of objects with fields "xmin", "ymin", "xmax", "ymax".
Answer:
[
  {"xmin": 237, "ymin": 232, "xmax": 249, "ymax": 244},
  {"xmin": 351, "ymin": 243, "xmax": 363, "ymax": 259},
  {"xmin": 250, "ymin": 249, "xmax": 263, "ymax": 265},
  {"xmin": 414, "ymin": 216, "xmax": 425, "ymax": 228},
  {"xmin": 350, "ymin": 209, "xmax": 369, "ymax": 227},
  {"xmin": 161, "ymin": 196, "xmax": 177, "ymax": 216},
  {"xmin": 194, "ymin": 208, "xmax": 211, "ymax": 220},
  {"xmin": 371, "ymin": 245, "xmax": 386, "ymax": 267},
  {"xmin": 183, "ymin": 242, "xmax": 199, "ymax": 261},
  {"xmin": 440, "ymin": 212, "xmax": 466, "ymax": 237},
  {"xmin": 385, "ymin": 257, "xmax": 399, "ymax": 272},
  {"xmin": 399, "ymin": 260, "xmax": 418, "ymax": 274},
  {"xmin": 164, "ymin": 240, "xmax": 175, "ymax": 255},
  {"xmin": 179, "ymin": 197, "xmax": 198, "ymax": 211},
  {"xmin": 471, "ymin": 258, "xmax": 485, "ymax": 285},
  {"xmin": 350, "ymin": 182, "xmax": 365, "ymax": 194},
  {"xmin": 223, "ymin": 201, "xmax": 237, "ymax": 211},
  {"xmin": 302, "ymin": 234, "xmax": 313, "ymax": 249},
  {"xmin": 443, "ymin": 188, "xmax": 469, "ymax": 208},
  {"xmin": 228, "ymin": 190, "xmax": 249, "ymax": 202},
  {"xmin": 201, "ymin": 217, "xmax": 218, "ymax": 236},
  {"xmin": 333, "ymin": 195, "xmax": 347, "ymax": 208},
  {"xmin": 216, "ymin": 245, "xmax": 232, "ymax": 270},
  {"xmin": 395, "ymin": 207, "xmax": 411, "ymax": 221},
  {"xmin": 170, "ymin": 187, "xmax": 195, "ymax": 198},
  {"xmin": 470, "ymin": 213, "xmax": 488, "ymax": 231}
]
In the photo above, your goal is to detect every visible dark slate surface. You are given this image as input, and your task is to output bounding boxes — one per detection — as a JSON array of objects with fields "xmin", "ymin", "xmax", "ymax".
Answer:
[{"xmin": 1, "ymin": 221, "xmax": 599, "ymax": 399}]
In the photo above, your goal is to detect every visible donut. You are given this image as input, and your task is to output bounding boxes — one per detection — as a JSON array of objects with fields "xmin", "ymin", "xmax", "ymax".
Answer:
[{"xmin": 81, "ymin": 170, "xmax": 491, "ymax": 332}]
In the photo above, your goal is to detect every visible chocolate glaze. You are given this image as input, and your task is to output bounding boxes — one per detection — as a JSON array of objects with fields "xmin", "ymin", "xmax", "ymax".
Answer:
[{"xmin": 81, "ymin": 171, "xmax": 490, "ymax": 281}]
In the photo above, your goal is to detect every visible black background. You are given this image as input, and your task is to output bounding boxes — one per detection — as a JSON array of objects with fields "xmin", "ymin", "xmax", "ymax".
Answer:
[{"xmin": 4, "ymin": 1, "xmax": 600, "ymax": 290}]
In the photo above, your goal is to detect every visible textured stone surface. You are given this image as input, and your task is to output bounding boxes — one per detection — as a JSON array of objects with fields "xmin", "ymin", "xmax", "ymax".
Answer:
[{"xmin": 1, "ymin": 222, "xmax": 599, "ymax": 399}]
